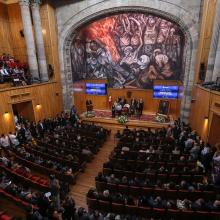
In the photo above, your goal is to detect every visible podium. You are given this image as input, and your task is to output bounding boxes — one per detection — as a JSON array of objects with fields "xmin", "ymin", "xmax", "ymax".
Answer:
[{"xmin": 86, "ymin": 100, "xmax": 93, "ymax": 112}]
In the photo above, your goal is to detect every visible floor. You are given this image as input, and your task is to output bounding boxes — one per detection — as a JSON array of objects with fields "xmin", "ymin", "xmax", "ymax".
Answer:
[{"xmin": 69, "ymin": 124, "xmax": 117, "ymax": 208}]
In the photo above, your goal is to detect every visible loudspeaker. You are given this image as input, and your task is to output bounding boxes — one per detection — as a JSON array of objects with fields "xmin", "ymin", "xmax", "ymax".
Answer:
[
  {"xmin": 199, "ymin": 63, "xmax": 205, "ymax": 81},
  {"xmin": 127, "ymin": 91, "xmax": 132, "ymax": 98},
  {"xmin": 20, "ymin": 30, "xmax": 24, "ymax": 38},
  {"xmin": 48, "ymin": 64, "xmax": 54, "ymax": 79}
]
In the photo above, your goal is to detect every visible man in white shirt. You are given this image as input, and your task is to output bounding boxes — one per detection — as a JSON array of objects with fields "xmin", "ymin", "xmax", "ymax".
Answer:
[
  {"xmin": 8, "ymin": 132, "xmax": 20, "ymax": 147},
  {"xmin": 185, "ymin": 136, "xmax": 194, "ymax": 151},
  {"xmin": 0, "ymin": 134, "xmax": 10, "ymax": 148},
  {"xmin": 201, "ymin": 145, "xmax": 210, "ymax": 156},
  {"xmin": 14, "ymin": 115, "xmax": 19, "ymax": 125}
]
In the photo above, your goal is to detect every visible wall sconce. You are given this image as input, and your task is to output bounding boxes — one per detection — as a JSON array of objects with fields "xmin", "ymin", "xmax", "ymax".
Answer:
[
  {"xmin": 3, "ymin": 112, "xmax": 10, "ymax": 120},
  {"xmin": 36, "ymin": 104, "xmax": 41, "ymax": 109},
  {"xmin": 204, "ymin": 116, "xmax": 208, "ymax": 120},
  {"xmin": 42, "ymin": 29, "xmax": 46, "ymax": 35}
]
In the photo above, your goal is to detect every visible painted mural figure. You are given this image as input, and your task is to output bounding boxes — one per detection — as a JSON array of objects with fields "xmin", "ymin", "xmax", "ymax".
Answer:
[
  {"xmin": 71, "ymin": 37, "xmax": 86, "ymax": 81},
  {"xmin": 143, "ymin": 16, "xmax": 161, "ymax": 56},
  {"xmin": 71, "ymin": 12, "xmax": 184, "ymax": 89},
  {"xmin": 120, "ymin": 17, "xmax": 143, "ymax": 66}
]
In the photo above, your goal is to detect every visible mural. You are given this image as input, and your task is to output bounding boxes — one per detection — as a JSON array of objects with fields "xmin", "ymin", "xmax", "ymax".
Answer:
[{"xmin": 71, "ymin": 13, "xmax": 185, "ymax": 89}]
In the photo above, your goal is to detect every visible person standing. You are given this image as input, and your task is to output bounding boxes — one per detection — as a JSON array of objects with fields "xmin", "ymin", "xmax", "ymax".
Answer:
[
  {"xmin": 8, "ymin": 132, "xmax": 20, "ymax": 147},
  {"xmin": 62, "ymin": 196, "xmax": 76, "ymax": 220},
  {"xmin": 112, "ymin": 104, "xmax": 116, "ymax": 118},
  {"xmin": 17, "ymin": 124, "xmax": 26, "ymax": 144},
  {"xmin": 37, "ymin": 120, "xmax": 44, "ymax": 137},
  {"xmin": 108, "ymin": 96, "xmax": 112, "ymax": 109},
  {"xmin": 86, "ymin": 100, "xmax": 90, "ymax": 113},
  {"xmin": 136, "ymin": 100, "xmax": 142, "ymax": 119},
  {"xmin": 49, "ymin": 175, "xmax": 61, "ymax": 210},
  {"xmin": 139, "ymin": 98, "xmax": 144, "ymax": 116},
  {"xmin": 130, "ymin": 98, "xmax": 137, "ymax": 116},
  {"xmin": 0, "ymin": 134, "xmax": 10, "ymax": 148},
  {"xmin": 70, "ymin": 105, "xmax": 77, "ymax": 116}
]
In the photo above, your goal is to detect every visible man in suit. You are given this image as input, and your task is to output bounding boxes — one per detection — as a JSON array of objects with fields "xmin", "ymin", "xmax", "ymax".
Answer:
[
  {"xmin": 86, "ymin": 100, "xmax": 90, "ymax": 112},
  {"xmin": 18, "ymin": 124, "xmax": 26, "ymax": 143},
  {"xmin": 130, "ymin": 98, "xmax": 137, "ymax": 115},
  {"xmin": 139, "ymin": 98, "xmax": 144, "ymax": 116},
  {"xmin": 37, "ymin": 120, "xmax": 44, "ymax": 137},
  {"xmin": 49, "ymin": 175, "xmax": 61, "ymax": 210}
]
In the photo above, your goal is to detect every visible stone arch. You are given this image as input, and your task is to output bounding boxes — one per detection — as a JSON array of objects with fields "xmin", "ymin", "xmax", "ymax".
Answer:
[{"xmin": 58, "ymin": 1, "xmax": 199, "ymax": 122}]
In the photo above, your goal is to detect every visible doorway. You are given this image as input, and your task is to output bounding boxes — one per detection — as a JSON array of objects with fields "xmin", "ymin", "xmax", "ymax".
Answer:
[
  {"xmin": 12, "ymin": 101, "xmax": 35, "ymax": 124},
  {"xmin": 209, "ymin": 113, "xmax": 220, "ymax": 146}
]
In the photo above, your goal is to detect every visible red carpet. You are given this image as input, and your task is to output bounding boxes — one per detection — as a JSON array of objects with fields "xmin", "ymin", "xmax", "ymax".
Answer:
[{"xmin": 93, "ymin": 110, "xmax": 156, "ymax": 122}]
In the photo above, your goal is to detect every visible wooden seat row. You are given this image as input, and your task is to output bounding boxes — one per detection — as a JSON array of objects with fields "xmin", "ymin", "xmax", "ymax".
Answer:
[{"xmin": 87, "ymin": 198, "xmax": 220, "ymax": 220}]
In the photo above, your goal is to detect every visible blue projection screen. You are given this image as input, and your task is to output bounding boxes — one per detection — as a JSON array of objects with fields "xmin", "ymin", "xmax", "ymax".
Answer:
[
  {"xmin": 86, "ymin": 83, "xmax": 107, "ymax": 95},
  {"xmin": 153, "ymin": 86, "xmax": 179, "ymax": 99}
]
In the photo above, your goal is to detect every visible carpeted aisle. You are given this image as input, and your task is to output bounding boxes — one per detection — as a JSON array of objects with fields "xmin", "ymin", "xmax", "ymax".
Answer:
[{"xmin": 69, "ymin": 124, "xmax": 117, "ymax": 209}]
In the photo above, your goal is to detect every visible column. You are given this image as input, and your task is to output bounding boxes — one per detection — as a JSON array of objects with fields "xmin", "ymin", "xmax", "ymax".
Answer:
[
  {"xmin": 31, "ymin": 0, "xmax": 49, "ymax": 82},
  {"xmin": 212, "ymin": 32, "xmax": 220, "ymax": 81},
  {"xmin": 205, "ymin": 0, "xmax": 220, "ymax": 82},
  {"xmin": 19, "ymin": 0, "xmax": 39, "ymax": 80}
]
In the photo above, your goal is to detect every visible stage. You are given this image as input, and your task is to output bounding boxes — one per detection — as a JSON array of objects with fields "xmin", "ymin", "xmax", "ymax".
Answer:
[{"xmin": 80, "ymin": 109, "xmax": 173, "ymax": 129}]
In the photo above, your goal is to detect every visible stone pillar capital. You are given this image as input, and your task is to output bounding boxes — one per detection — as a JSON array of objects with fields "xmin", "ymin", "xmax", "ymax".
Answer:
[
  {"xmin": 31, "ymin": 0, "xmax": 42, "ymax": 7},
  {"xmin": 19, "ymin": 0, "xmax": 30, "ymax": 7}
]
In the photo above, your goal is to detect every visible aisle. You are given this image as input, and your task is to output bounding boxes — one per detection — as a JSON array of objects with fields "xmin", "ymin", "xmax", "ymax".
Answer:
[{"xmin": 69, "ymin": 125, "xmax": 117, "ymax": 208}]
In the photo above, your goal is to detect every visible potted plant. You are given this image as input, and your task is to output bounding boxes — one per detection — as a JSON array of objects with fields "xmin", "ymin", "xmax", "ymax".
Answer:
[{"xmin": 118, "ymin": 115, "xmax": 128, "ymax": 124}]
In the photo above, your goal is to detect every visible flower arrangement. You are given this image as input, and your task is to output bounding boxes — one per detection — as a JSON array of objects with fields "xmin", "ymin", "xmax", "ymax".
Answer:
[
  {"xmin": 118, "ymin": 115, "xmax": 128, "ymax": 124},
  {"xmin": 155, "ymin": 114, "xmax": 166, "ymax": 123},
  {"xmin": 85, "ymin": 111, "xmax": 95, "ymax": 118}
]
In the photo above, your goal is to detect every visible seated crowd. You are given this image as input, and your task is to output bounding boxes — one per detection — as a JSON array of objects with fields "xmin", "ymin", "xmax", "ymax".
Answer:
[
  {"xmin": 0, "ymin": 109, "xmax": 110, "ymax": 220},
  {"xmin": 87, "ymin": 119, "xmax": 220, "ymax": 219},
  {"xmin": 1, "ymin": 110, "xmax": 220, "ymax": 219},
  {"xmin": 0, "ymin": 53, "xmax": 31, "ymax": 86}
]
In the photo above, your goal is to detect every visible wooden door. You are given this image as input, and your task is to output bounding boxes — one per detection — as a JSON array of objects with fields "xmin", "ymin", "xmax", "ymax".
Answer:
[{"xmin": 208, "ymin": 114, "xmax": 220, "ymax": 146}]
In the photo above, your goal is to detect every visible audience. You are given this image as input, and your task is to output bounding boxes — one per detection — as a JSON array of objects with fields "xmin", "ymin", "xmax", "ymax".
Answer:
[
  {"xmin": 0, "ymin": 108, "xmax": 111, "ymax": 220},
  {"xmin": 0, "ymin": 53, "xmax": 31, "ymax": 86},
  {"xmin": 0, "ymin": 171, "xmax": 40, "ymax": 205},
  {"xmin": 87, "ymin": 119, "xmax": 220, "ymax": 219},
  {"xmin": 1, "ymin": 109, "xmax": 220, "ymax": 219}
]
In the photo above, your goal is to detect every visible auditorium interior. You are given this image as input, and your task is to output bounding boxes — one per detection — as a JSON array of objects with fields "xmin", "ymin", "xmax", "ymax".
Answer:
[{"xmin": 1, "ymin": 0, "xmax": 220, "ymax": 219}]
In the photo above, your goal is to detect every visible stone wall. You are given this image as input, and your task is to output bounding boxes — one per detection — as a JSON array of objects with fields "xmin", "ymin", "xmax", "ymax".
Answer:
[{"xmin": 55, "ymin": 0, "xmax": 202, "ymax": 122}]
